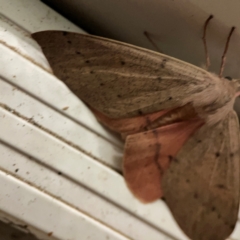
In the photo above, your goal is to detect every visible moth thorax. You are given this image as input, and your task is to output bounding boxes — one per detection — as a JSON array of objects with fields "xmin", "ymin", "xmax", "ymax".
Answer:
[
  {"xmin": 146, "ymin": 103, "xmax": 198, "ymax": 130},
  {"xmin": 205, "ymin": 97, "xmax": 236, "ymax": 125}
]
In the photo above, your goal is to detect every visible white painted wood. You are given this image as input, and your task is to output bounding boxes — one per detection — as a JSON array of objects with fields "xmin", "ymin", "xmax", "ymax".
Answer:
[
  {"xmin": 0, "ymin": 71, "xmax": 123, "ymax": 171},
  {"xmin": 0, "ymin": 170, "xmax": 129, "ymax": 240},
  {"xmin": 0, "ymin": 130, "xmax": 176, "ymax": 240}
]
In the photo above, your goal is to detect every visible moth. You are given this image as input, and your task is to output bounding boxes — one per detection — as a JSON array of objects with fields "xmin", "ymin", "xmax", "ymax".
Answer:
[{"xmin": 32, "ymin": 15, "xmax": 240, "ymax": 240}]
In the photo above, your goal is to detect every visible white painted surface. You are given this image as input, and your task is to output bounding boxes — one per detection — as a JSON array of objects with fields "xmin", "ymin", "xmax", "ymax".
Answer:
[
  {"xmin": 0, "ymin": 0, "xmax": 239, "ymax": 240},
  {"xmin": 0, "ymin": 169, "xmax": 129, "ymax": 240}
]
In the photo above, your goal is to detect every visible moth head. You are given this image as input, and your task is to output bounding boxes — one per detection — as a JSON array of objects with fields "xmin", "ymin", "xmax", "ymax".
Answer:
[
  {"xmin": 223, "ymin": 76, "xmax": 240, "ymax": 96},
  {"xmin": 230, "ymin": 78, "xmax": 240, "ymax": 94}
]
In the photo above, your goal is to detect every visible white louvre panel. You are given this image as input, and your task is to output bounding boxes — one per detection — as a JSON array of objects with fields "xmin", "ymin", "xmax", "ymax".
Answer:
[{"xmin": 0, "ymin": 1, "xmax": 239, "ymax": 240}]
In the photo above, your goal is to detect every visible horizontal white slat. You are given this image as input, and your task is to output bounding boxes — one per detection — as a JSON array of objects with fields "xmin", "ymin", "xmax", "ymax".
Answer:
[
  {"xmin": 0, "ymin": 169, "xmax": 129, "ymax": 240},
  {"xmin": 0, "ymin": 76, "xmax": 123, "ymax": 171},
  {"xmin": 0, "ymin": 139, "xmax": 175, "ymax": 240}
]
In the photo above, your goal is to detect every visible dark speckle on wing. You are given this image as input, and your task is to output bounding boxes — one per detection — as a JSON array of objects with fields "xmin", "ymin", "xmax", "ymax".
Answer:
[
  {"xmin": 194, "ymin": 192, "xmax": 198, "ymax": 199},
  {"xmin": 216, "ymin": 184, "xmax": 226, "ymax": 189},
  {"xmin": 215, "ymin": 152, "xmax": 220, "ymax": 157},
  {"xmin": 161, "ymin": 59, "xmax": 167, "ymax": 68}
]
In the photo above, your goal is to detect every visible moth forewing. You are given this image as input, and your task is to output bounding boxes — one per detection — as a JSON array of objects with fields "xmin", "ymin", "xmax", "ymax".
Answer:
[{"xmin": 32, "ymin": 31, "xmax": 219, "ymax": 119}]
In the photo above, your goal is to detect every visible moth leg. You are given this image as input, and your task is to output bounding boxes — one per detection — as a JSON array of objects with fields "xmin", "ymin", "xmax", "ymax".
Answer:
[
  {"xmin": 144, "ymin": 31, "xmax": 162, "ymax": 53},
  {"xmin": 219, "ymin": 26, "xmax": 235, "ymax": 77},
  {"xmin": 202, "ymin": 15, "xmax": 213, "ymax": 70}
]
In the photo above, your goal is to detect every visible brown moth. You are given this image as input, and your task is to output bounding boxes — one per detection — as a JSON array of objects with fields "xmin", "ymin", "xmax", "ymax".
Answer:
[{"xmin": 32, "ymin": 15, "xmax": 240, "ymax": 240}]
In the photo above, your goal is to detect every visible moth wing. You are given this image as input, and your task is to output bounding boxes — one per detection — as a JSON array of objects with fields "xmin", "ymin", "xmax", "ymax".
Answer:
[
  {"xmin": 123, "ymin": 119, "xmax": 203, "ymax": 203},
  {"xmin": 162, "ymin": 111, "xmax": 240, "ymax": 240},
  {"xmin": 32, "ymin": 31, "xmax": 214, "ymax": 118},
  {"xmin": 90, "ymin": 106, "xmax": 171, "ymax": 135}
]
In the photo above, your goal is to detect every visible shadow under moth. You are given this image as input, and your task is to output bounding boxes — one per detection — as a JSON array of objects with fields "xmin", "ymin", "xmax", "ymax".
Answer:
[{"xmin": 32, "ymin": 15, "xmax": 240, "ymax": 240}]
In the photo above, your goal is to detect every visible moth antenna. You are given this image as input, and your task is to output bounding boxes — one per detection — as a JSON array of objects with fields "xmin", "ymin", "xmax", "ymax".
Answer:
[
  {"xmin": 202, "ymin": 15, "xmax": 214, "ymax": 70},
  {"xmin": 219, "ymin": 27, "xmax": 235, "ymax": 77},
  {"xmin": 144, "ymin": 31, "xmax": 162, "ymax": 53}
]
